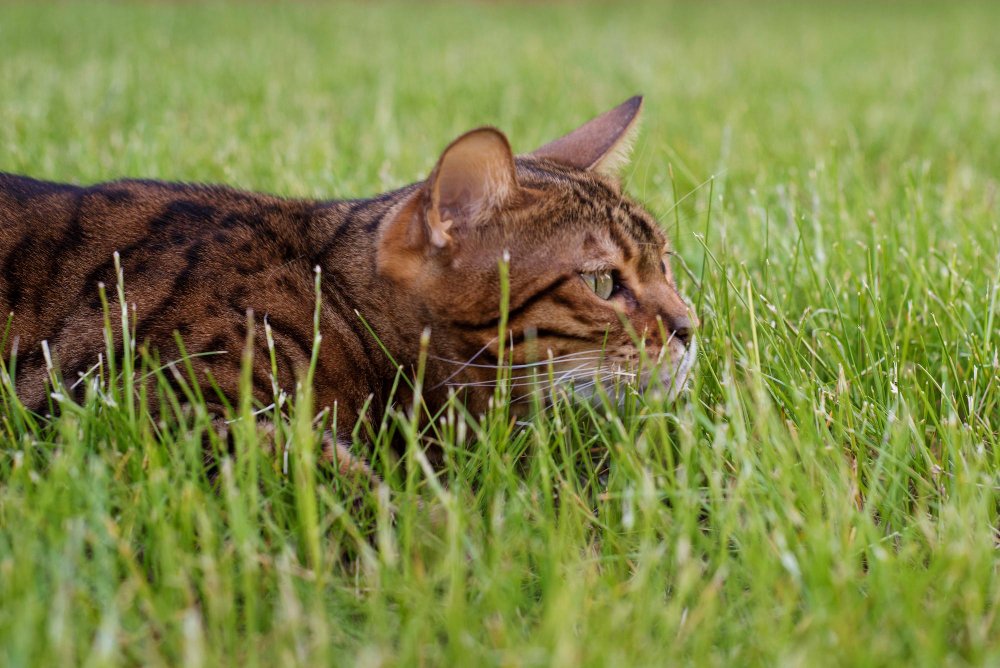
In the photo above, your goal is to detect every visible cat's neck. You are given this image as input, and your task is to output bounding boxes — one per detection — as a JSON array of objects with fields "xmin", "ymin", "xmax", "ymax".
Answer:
[
  {"xmin": 308, "ymin": 186, "xmax": 499, "ymax": 421},
  {"xmin": 310, "ymin": 184, "xmax": 422, "ymax": 334}
]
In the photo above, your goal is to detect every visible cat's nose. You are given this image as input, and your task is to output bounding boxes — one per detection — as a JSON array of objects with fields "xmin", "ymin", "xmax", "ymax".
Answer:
[{"xmin": 668, "ymin": 314, "xmax": 694, "ymax": 346}]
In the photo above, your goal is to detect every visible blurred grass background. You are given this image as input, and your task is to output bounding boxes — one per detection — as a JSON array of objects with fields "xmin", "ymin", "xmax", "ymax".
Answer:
[{"xmin": 2, "ymin": 1, "xmax": 999, "ymax": 666}]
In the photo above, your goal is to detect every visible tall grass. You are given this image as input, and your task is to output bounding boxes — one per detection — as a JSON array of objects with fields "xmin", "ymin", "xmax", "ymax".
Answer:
[{"xmin": 1, "ymin": 1, "xmax": 999, "ymax": 665}]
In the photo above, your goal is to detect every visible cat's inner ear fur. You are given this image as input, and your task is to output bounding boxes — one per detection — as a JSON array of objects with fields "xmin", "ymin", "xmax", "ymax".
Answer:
[
  {"xmin": 528, "ymin": 95, "xmax": 643, "ymax": 176},
  {"xmin": 377, "ymin": 127, "xmax": 517, "ymax": 282},
  {"xmin": 425, "ymin": 127, "xmax": 518, "ymax": 248}
]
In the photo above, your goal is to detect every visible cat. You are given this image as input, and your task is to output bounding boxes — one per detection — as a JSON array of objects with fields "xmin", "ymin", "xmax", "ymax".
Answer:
[{"xmin": 0, "ymin": 96, "xmax": 696, "ymax": 474}]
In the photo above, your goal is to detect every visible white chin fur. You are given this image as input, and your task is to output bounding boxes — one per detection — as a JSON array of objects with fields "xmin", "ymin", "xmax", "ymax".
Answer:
[
  {"xmin": 524, "ymin": 339, "xmax": 698, "ymax": 408},
  {"xmin": 576, "ymin": 338, "xmax": 698, "ymax": 406},
  {"xmin": 658, "ymin": 337, "xmax": 697, "ymax": 402}
]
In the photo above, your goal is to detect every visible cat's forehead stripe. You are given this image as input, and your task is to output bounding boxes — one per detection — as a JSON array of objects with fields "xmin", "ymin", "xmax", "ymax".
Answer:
[
  {"xmin": 568, "ymin": 171, "xmax": 661, "ymax": 247},
  {"xmin": 578, "ymin": 178, "xmax": 663, "ymax": 262},
  {"xmin": 517, "ymin": 157, "xmax": 665, "ymax": 258},
  {"xmin": 565, "ymin": 177, "xmax": 656, "ymax": 242}
]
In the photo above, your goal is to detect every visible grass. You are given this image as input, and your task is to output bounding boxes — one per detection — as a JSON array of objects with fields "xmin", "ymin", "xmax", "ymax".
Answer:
[{"xmin": 2, "ymin": 1, "xmax": 1000, "ymax": 665}]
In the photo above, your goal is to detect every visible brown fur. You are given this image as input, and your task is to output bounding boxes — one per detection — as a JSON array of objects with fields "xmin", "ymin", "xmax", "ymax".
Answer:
[{"xmin": 0, "ymin": 96, "xmax": 696, "ymax": 464}]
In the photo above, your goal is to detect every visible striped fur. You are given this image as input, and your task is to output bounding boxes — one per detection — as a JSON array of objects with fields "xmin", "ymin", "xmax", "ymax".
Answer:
[{"xmin": 0, "ymin": 96, "xmax": 696, "ymax": 462}]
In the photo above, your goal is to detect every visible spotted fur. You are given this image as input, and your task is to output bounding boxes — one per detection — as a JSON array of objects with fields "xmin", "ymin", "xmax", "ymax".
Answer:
[{"xmin": 0, "ymin": 96, "xmax": 696, "ymax": 464}]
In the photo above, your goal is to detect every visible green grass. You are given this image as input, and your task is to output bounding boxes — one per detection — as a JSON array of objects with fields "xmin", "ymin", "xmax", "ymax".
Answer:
[{"xmin": 2, "ymin": 1, "xmax": 1000, "ymax": 665}]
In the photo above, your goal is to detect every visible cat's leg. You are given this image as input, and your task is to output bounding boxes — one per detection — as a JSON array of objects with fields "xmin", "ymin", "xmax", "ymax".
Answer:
[
  {"xmin": 321, "ymin": 431, "xmax": 380, "ymax": 481},
  {"xmin": 209, "ymin": 414, "xmax": 379, "ymax": 485}
]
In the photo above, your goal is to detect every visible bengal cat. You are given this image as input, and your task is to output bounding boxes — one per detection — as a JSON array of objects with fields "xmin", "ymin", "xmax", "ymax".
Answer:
[{"xmin": 0, "ymin": 96, "xmax": 696, "ymax": 474}]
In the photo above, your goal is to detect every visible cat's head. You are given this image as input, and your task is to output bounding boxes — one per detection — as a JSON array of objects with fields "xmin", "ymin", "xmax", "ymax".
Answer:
[{"xmin": 378, "ymin": 96, "xmax": 697, "ymax": 404}]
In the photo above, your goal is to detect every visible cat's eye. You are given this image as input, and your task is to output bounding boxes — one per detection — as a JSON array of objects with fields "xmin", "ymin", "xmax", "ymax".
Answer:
[
  {"xmin": 661, "ymin": 250, "xmax": 675, "ymax": 275},
  {"xmin": 580, "ymin": 271, "xmax": 616, "ymax": 300}
]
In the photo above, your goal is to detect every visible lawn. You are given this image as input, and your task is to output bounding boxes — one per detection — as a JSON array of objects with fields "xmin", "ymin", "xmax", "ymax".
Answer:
[{"xmin": 2, "ymin": 1, "xmax": 999, "ymax": 665}]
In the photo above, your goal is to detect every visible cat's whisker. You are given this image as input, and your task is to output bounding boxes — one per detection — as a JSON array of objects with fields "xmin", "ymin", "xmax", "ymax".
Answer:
[
  {"xmin": 442, "ymin": 347, "xmax": 645, "ymax": 396},
  {"xmin": 505, "ymin": 366, "xmax": 641, "ymax": 407},
  {"xmin": 445, "ymin": 359, "xmax": 609, "ymax": 391},
  {"xmin": 430, "ymin": 336, "xmax": 499, "ymax": 390},
  {"xmin": 447, "ymin": 369, "xmax": 591, "ymax": 390},
  {"xmin": 430, "ymin": 349, "xmax": 610, "ymax": 370}
]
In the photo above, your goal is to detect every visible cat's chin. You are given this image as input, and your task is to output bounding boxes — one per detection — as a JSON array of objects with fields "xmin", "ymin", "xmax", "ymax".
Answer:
[
  {"xmin": 664, "ymin": 337, "xmax": 698, "ymax": 401},
  {"xmin": 641, "ymin": 337, "xmax": 698, "ymax": 404}
]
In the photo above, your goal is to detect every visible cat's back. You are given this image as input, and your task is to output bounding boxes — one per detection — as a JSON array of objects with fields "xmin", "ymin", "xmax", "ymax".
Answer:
[
  {"xmin": 0, "ymin": 174, "xmax": 317, "ymax": 309},
  {"xmin": 0, "ymin": 172, "xmax": 304, "ymax": 242},
  {"xmin": 1, "ymin": 173, "xmax": 327, "ymax": 407},
  {"xmin": 3, "ymin": 175, "xmax": 241, "ymax": 312}
]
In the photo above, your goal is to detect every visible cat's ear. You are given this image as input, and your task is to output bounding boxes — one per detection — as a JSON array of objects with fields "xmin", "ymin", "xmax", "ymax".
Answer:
[
  {"xmin": 377, "ymin": 127, "xmax": 518, "ymax": 281},
  {"xmin": 424, "ymin": 127, "xmax": 518, "ymax": 247},
  {"xmin": 529, "ymin": 95, "xmax": 643, "ymax": 175}
]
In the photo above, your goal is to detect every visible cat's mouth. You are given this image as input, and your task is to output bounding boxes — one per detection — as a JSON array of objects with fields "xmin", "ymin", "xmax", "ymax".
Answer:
[
  {"xmin": 515, "ymin": 337, "xmax": 697, "ymax": 406},
  {"xmin": 439, "ymin": 335, "xmax": 697, "ymax": 411}
]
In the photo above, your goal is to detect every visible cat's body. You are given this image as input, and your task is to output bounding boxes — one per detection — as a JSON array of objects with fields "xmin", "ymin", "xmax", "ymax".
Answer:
[
  {"xmin": 0, "ymin": 97, "xmax": 696, "ymax": 466},
  {"xmin": 0, "ymin": 174, "xmax": 420, "ymax": 425}
]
